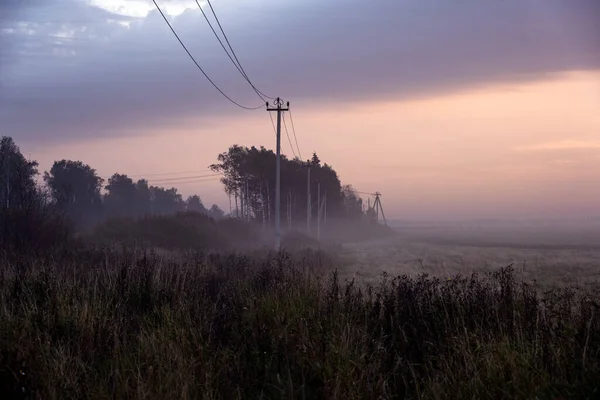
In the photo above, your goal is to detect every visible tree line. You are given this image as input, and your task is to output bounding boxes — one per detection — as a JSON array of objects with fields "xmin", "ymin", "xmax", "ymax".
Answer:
[
  {"xmin": 210, "ymin": 145, "xmax": 364, "ymax": 224},
  {"xmin": 0, "ymin": 136, "xmax": 224, "ymax": 232},
  {"xmin": 1, "ymin": 137, "xmax": 367, "ymax": 244}
]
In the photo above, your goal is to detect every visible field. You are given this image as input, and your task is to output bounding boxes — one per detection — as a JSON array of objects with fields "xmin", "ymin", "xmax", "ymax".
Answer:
[
  {"xmin": 340, "ymin": 223, "xmax": 600, "ymax": 288},
  {"xmin": 1, "ymin": 218, "xmax": 600, "ymax": 399}
]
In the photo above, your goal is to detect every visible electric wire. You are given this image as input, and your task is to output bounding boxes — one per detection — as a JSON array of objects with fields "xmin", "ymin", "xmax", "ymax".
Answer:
[
  {"xmin": 203, "ymin": 0, "xmax": 275, "ymax": 100},
  {"xmin": 147, "ymin": 173, "xmax": 222, "ymax": 184},
  {"xmin": 103, "ymin": 170, "xmax": 222, "ymax": 180},
  {"xmin": 128, "ymin": 170, "xmax": 217, "ymax": 178},
  {"xmin": 282, "ymin": 113, "xmax": 298, "ymax": 159},
  {"xmin": 150, "ymin": 177, "xmax": 222, "ymax": 185},
  {"xmin": 288, "ymin": 108, "xmax": 302, "ymax": 161},
  {"xmin": 194, "ymin": 0, "xmax": 271, "ymax": 102},
  {"xmin": 152, "ymin": 0, "xmax": 264, "ymax": 110}
]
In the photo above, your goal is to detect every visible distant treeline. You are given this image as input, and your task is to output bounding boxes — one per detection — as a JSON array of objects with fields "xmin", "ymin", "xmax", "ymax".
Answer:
[
  {"xmin": 210, "ymin": 145, "xmax": 364, "ymax": 224},
  {"xmin": 0, "ymin": 137, "xmax": 368, "ymax": 240},
  {"xmin": 0, "ymin": 136, "xmax": 224, "ymax": 229}
]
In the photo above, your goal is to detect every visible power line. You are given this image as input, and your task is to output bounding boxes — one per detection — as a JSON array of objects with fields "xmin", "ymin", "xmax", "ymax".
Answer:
[
  {"xmin": 152, "ymin": 0, "xmax": 264, "ymax": 110},
  {"xmin": 288, "ymin": 108, "xmax": 302, "ymax": 161},
  {"xmin": 194, "ymin": 0, "xmax": 271, "ymax": 102},
  {"xmin": 203, "ymin": 0, "xmax": 274, "ymax": 101},
  {"xmin": 282, "ymin": 112, "xmax": 298, "ymax": 159},
  {"xmin": 148, "ymin": 173, "xmax": 222, "ymax": 183},
  {"xmin": 151, "ymin": 177, "xmax": 222, "ymax": 186},
  {"xmin": 102, "ymin": 170, "xmax": 221, "ymax": 180},
  {"xmin": 128, "ymin": 170, "xmax": 217, "ymax": 178}
]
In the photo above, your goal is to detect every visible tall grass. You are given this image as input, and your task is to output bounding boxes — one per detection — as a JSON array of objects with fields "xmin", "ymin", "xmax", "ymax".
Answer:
[{"xmin": 0, "ymin": 248, "xmax": 598, "ymax": 399}]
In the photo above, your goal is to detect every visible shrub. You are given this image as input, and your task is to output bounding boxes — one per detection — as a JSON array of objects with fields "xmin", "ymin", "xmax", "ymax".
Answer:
[
  {"xmin": 89, "ymin": 212, "xmax": 262, "ymax": 250},
  {"xmin": 0, "ymin": 201, "xmax": 72, "ymax": 255}
]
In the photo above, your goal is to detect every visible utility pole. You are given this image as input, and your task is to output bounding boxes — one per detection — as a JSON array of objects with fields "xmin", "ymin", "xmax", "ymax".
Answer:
[
  {"xmin": 317, "ymin": 181, "xmax": 321, "ymax": 240},
  {"xmin": 303, "ymin": 162, "xmax": 311, "ymax": 235},
  {"xmin": 373, "ymin": 192, "xmax": 387, "ymax": 226},
  {"xmin": 323, "ymin": 192, "xmax": 327, "ymax": 225},
  {"xmin": 260, "ymin": 180, "xmax": 266, "ymax": 231},
  {"xmin": 288, "ymin": 191, "xmax": 292, "ymax": 229},
  {"xmin": 4, "ymin": 158, "xmax": 9, "ymax": 209},
  {"xmin": 267, "ymin": 98, "xmax": 289, "ymax": 250}
]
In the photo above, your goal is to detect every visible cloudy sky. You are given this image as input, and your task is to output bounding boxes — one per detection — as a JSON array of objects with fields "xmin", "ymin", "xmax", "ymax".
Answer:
[{"xmin": 1, "ymin": 0, "xmax": 599, "ymax": 220}]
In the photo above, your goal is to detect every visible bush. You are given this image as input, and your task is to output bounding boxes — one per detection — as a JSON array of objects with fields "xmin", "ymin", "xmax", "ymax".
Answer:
[
  {"xmin": 0, "ymin": 202, "xmax": 72, "ymax": 255},
  {"xmin": 89, "ymin": 212, "xmax": 262, "ymax": 250},
  {"xmin": 0, "ymin": 248, "xmax": 598, "ymax": 399}
]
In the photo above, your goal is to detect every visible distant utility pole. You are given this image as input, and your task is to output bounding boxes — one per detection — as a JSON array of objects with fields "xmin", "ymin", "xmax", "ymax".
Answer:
[
  {"xmin": 267, "ymin": 98, "xmax": 289, "ymax": 250},
  {"xmin": 373, "ymin": 192, "xmax": 387, "ymax": 226},
  {"xmin": 303, "ymin": 161, "xmax": 312, "ymax": 235},
  {"xmin": 287, "ymin": 191, "xmax": 292, "ymax": 229},
  {"xmin": 317, "ymin": 181, "xmax": 321, "ymax": 240},
  {"xmin": 4, "ymin": 159, "xmax": 9, "ymax": 209}
]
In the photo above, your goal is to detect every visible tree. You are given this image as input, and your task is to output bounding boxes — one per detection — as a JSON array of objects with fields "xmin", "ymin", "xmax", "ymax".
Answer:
[
  {"xmin": 44, "ymin": 160, "xmax": 104, "ymax": 228},
  {"xmin": 186, "ymin": 195, "xmax": 207, "ymax": 213},
  {"xmin": 311, "ymin": 152, "xmax": 321, "ymax": 167},
  {"xmin": 0, "ymin": 136, "xmax": 39, "ymax": 209},
  {"xmin": 150, "ymin": 186, "xmax": 185, "ymax": 215},
  {"xmin": 0, "ymin": 137, "xmax": 71, "ymax": 252},
  {"xmin": 208, "ymin": 204, "xmax": 224, "ymax": 220},
  {"xmin": 211, "ymin": 145, "xmax": 346, "ymax": 224},
  {"xmin": 135, "ymin": 179, "xmax": 152, "ymax": 216},
  {"xmin": 341, "ymin": 184, "xmax": 363, "ymax": 219},
  {"xmin": 104, "ymin": 173, "xmax": 137, "ymax": 218}
]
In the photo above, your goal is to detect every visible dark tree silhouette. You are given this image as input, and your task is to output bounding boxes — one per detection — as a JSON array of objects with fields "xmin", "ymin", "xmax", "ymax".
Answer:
[
  {"xmin": 104, "ymin": 173, "xmax": 137, "ymax": 218},
  {"xmin": 150, "ymin": 186, "xmax": 185, "ymax": 215},
  {"xmin": 311, "ymin": 152, "xmax": 321, "ymax": 167},
  {"xmin": 211, "ymin": 145, "xmax": 359, "ymax": 222},
  {"xmin": 44, "ymin": 160, "xmax": 104, "ymax": 228},
  {"xmin": 341, "ymin": 184, "xmax": 363, "ymax": 219},
  {"xmin": 186, "ymin": 195, "xmax": 207, "ymax": 213},
  {"xmin": 0, "ymin": 137, "xmax": 70, "ymax": 251},
  {"xmin": 135, "ymin": 179, "xmax": 152, "ymax": 216},
  {"xmin": 0, "ymin": 136, "xmax": 39, "ymax": 209},
  {"xmin": 208, "ymin": 204, "xmax": 224, "ymax": 220}
]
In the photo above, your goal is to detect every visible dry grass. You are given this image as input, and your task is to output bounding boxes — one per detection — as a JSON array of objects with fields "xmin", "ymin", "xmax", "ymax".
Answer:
[
  {"xmin": 339, "ymin": 237, "xmax": 600, "ymax": 289},
  {"xmin": 1, "ymin": 245, "xmax": 599, "ymax": 399}
]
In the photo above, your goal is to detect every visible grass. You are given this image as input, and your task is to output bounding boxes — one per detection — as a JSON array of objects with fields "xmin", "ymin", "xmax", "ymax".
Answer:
[{"xmin": 1, "ymin": 246, "xmax": 599, "ymax": 399}]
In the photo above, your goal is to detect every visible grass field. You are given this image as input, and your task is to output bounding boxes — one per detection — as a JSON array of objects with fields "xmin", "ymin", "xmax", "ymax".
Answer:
[
  {"xmin": 340, "ymin": 236, "xmax": 600, "ymax": 288},
  {"xmin": 1, "ymin": 243, "xmax": 599, "ymax": 399},
  {"xmin": 1, "ymin": 217, "xmax": 599, "ymax": 399}
]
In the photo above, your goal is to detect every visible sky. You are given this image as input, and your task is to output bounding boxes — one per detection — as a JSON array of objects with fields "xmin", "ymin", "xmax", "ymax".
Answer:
[{"xmin": 1, "ymin": 0, "xmax": 599, "ymax": 220}]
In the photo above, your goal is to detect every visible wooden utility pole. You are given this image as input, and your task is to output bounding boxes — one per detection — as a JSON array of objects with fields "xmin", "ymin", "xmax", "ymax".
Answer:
[
  {"xmin": 267, "ymin": 98, "xmax": 289, "ymax": 250},
  {"xmin": 323, "ymin": 192, "xmax": 327, "ymax": 225},
  {"xmin": 260, "ymin": 180, "xmax": 266, "ymax": 231},
  {"xmin": 303, "ymin": 162, "xmax": 311, "ymax": 235},
  {"xmin": 317, "ymin": 181, "xmax": 321, "ymax": 240},
  {"xmin": 287, "ymin": 191, "xmax": 292, "ymax": 229},
  {"xmin": 373, "ymin": 192, "xmax": 387, "ymax": 226}
]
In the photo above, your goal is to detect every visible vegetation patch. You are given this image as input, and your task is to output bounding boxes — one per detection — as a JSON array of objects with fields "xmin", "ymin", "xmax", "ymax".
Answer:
[{"xmin": 0, "ymin": 249, "xmax": 598, "ymax": 399}]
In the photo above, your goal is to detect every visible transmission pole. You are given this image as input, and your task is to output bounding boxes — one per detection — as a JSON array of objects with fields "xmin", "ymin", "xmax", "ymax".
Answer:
[
  {"xmin": 317, "ymin": 181, "xmax": 321, "ymax": 240},
  {"xmin": 267, "ymin": 98, "xmax": 289, "ymax": 250},
  {"xmin": 374, "ymin": 192, "xmax": 387, "ymax": 226},
  {"xmin": 303, "ymin": 162, "xmax": 311, "ymax": 235}
]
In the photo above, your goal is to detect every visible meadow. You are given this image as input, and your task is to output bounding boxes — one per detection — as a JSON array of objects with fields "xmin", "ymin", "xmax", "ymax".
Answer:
[{"xmin": 1, "ymin": 215, "xmax": 599, "ymax": 399}]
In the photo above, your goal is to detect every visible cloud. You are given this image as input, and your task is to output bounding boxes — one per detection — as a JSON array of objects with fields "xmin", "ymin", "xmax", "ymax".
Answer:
[
  {"xmin": 516, "ymin": 140, "xmax": 600, "ymax": 152},
  {"xmin": 1, "ymin": 0, "xmax": 599, "ymax": 145}
]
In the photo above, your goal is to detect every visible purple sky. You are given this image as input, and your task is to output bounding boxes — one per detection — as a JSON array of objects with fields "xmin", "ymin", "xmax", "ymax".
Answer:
[{"xmin": 2, "ymin": 0, "xmax": 598, "ymax": 144}]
